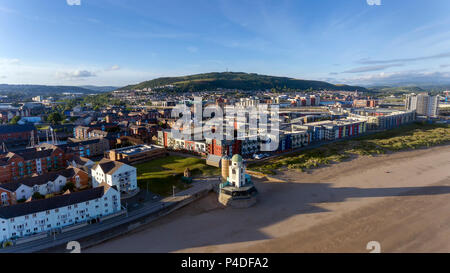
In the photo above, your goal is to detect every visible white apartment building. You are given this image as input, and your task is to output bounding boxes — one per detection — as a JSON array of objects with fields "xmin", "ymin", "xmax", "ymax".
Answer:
[
  {"xmin": 406, "ymin": 93, "xmax": 439, "ymax": 117},
  {"xmin": 0, "ymin": 184, "xmax": 120, "ymax": 242},
  {"xmin": 91, "ymin": 159, "xmax": 138, "ymax": 195}
]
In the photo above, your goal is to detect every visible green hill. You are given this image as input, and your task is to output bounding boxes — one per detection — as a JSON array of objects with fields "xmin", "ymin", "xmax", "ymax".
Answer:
[{"xmin": 119, "ymin": 72, "xmax": 366, "ymax": 92}]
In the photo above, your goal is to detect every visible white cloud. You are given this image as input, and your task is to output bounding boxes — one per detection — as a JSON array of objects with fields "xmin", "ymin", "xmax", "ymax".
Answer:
[
  {"xmin": 56, "ymin": 70, "xmax": 96, "ymax": 79},
  {"xmin": 187, "ymin": 46, "xmax": 199, "ymax": 53},
  {"xmin": 66, "ymin": 0, "xmax": 81, "ymax": 6},
  {"xmin": 337, "ymin": 70, "xmax": 450, "ymax": 86},
  {"xmin": 0, "ymin": 58, "xmax": 20, "ymax": 65},
  {"xmin": 106, "ymin": 65, "xmax": 121, "ymax": 71},
  {"xmin": 358, "ymin": 52, "xmax": 450, "ymax": 65},
  {"xmin": 366, "ymin": 0, "xmax": 381, "ymax": 6},
  {"xmin": 343, "ymin": 63, "xmax": 404, "ymax": 73}
]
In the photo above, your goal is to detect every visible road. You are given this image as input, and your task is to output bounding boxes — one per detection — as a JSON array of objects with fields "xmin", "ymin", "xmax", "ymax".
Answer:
[{"xmin": 0, "ymin": 178, "xmax": 219, "ymax": 253}]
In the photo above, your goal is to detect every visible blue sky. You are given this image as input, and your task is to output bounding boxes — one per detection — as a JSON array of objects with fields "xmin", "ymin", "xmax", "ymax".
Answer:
[{"xmin": 1, "ymin": 0, "xmax": 450, "ymax": 86}]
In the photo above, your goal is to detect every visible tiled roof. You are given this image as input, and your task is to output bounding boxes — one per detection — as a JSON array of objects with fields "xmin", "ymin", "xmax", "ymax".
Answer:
[
  {"xmin": 0, "ymin": 167, "xmax": 85, "ymax": 192},
  {"xmin": 0, "ymin": 124, "xmax": 36, "ymax": 134},
  {"xmin": 71, "ymin": 156, "xmax": 92, "ymax": 166},
  {"xmin": 93, "ymin": 159, "xmax": 125, "ymax": 175},
  {"xmin": 0, "ymin": 186, "xmax": 106, "ymax": 219},
  {"xmin": 0, "ymin": 145, "xmax": 60, "ymax": 163}
]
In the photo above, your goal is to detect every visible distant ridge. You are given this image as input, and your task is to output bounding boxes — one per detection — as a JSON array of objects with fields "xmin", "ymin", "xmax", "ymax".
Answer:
[
  {"xmin": 0, "ymin": 84, "xmax": 116, "ymax": 95},
  {"xmin": 119, "ymin": 72, "xmax": 367, "ymax": 92}
]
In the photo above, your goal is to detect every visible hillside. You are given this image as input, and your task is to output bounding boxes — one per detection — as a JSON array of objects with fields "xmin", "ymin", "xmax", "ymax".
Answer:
[
  {"xmin": 119, "ymin": 72, "xmax": 367, "ymax": 92},
  {"xmin": 0, "ymin": 84, "xmax": 115, "ymax": 96},
  {"xmin": 368, "ymin": 85, "xmax": 447, "ymax": 96}
]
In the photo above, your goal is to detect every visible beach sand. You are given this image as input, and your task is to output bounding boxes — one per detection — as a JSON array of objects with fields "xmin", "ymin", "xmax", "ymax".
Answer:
[{"xmin": 87, "ymin": 145, "xmax": 450, "ymax": 253}]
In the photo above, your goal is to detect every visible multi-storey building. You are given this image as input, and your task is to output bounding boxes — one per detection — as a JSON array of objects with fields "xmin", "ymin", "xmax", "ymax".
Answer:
[
  {"xmin": 0, "ymin": 145, "xmax": 67, "ymax": 184},
  {"xmin": 64, "ymin": 137, "xmax": 110, "ymax": 158},
  {"xmin": 406, "ymin": 93, "xmax": 439, "ymax": 117},
  {"xmin": 290, "ymin": 130, "xmax": 310, "ymax": 149},
  {"xmin": 296, "ymin": 118, "xmax": 367, "ymax": 142},
  {"xmin": 91, "ymin": 159, "xmax": 138, "ymax": 195},
  {"xmin": 73, "ymin": 123, "xmax": 119, "ymax": 140},
  {"xmin": 350, "ymin": 109, "xmax": 416, "ymax": 130},
  {"xmin": 0, "ymin": 183, "xmax": 120, "ymax": 242},
  {"xmin": 0, "ymin": 124, "xmax": 37, "ymax": 149},
  {"xmin": 353, "ymin": 99, "xmax": 378, "ymax": 108},
  {"xmin": 105, "ymin": 144, "xmax": 166, "ymax": 164}
]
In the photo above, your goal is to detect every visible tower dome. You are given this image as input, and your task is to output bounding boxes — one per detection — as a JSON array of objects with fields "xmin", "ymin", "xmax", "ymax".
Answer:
[{"xmin": 231, "ymin": 154, "xmax": 243, "ymax": 163}]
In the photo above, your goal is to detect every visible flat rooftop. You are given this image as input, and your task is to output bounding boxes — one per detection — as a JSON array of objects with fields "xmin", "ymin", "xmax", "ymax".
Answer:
[{"xmin": 113, "ymin": 144, "xmax": 164, "ymax": 156}]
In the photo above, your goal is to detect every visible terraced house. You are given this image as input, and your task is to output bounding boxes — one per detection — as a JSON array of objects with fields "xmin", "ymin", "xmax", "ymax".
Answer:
[
  {"xmin": 0, "ymin": 184, "xmax": 120, "ymax": 242},
  {"xmin": 0, "ymin": 167, "xmax": 89, "ymax": 206}
]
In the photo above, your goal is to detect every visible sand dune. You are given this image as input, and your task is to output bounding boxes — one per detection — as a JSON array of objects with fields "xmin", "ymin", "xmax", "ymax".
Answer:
[{"xmin": 87, "ymin": 145, "xmax": 450, "ymax": 253}]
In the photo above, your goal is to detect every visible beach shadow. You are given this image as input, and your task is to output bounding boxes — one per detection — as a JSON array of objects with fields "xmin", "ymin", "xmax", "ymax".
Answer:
[{"xmin": 87, "ymin": 180, "xmax": 450, "ymax": 253}]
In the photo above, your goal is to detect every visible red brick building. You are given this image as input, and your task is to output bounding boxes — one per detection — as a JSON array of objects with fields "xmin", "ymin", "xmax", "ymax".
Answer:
[
  {"xmin": 0, "ymin": 145, "xmax": 68, "ymax": 184},
  {"xmin": 0, "ymin": 124, "xmax": 36, "ymax": 148}
]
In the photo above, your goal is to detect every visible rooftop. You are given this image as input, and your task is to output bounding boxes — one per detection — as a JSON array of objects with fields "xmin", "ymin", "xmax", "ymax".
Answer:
[
  {"xmin": 112, "ymin": 144, "xmax": 164, "ymax": 156},
  {"xmin": 0, "ymin": 124, "xmax": 36, "ymax": 134},
  {"xmin": 94, "ymin": 158, "xmax": 128, "ymax": 175},
  {"xmin": 0, "ymin": 185, "xmax": 109, "ymax": 219}
]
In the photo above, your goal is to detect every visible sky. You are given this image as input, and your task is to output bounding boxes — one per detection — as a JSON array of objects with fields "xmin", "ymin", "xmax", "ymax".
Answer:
[{"xmin": 1, "ymin": 0, "xmax": 450, "ymax": 87}]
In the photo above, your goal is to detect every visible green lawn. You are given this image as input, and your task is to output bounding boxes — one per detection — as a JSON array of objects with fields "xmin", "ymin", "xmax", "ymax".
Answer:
[
  {"xmin": 36, "ymin": 124, "xmax": 50, "ymax": 130},
  {"xmin": 136, "ymin": 155, "xmax": 219, "ymax": 196},
  {"xmin": 249, "ymin": 122, "xmax": 450, "ymax": 175}
]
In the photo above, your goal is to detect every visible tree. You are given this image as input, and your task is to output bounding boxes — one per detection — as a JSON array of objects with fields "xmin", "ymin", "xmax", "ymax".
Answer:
[
  {"xmin": 9, "ymin": 116, "xmax": 21, "ymax": 125},
  {"xmin": 32, "ymin": 192, "xmax": 44, "ymax": 200},
  {"xmin": 46, "ymin": 112, "xmax": 64, "ymax": 125},
  {"xmin": 62, "ymin": 182, "xmax": 75, "ymax": 192}
]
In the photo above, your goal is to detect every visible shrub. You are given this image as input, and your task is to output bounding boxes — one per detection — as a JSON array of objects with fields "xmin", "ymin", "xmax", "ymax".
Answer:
[
  {"xmin": 62, "ymin": 182, "xmax": 75, "ymax": 192},
  {"xmin": 32, "ymin": 192, "xmax": 44, "ymax": 200}
]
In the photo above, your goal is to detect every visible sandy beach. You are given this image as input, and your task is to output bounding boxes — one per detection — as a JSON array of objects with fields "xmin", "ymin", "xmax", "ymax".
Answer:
[{"xmin": 87, "ymin": 145, "xmax": 450, "ymax": 253}]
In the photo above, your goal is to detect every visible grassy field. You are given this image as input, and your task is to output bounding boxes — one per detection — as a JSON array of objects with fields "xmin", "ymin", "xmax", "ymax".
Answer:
[
  {"xmin": 136, "ymin": 155, "xmax": 219, "ymax": 196},
  {"xmin": 35, "ymin": 124, "xmax": 50, "ymax": 130},
  {"xmin": 249, "ymin": 122, "xmax": 450, "ymax": 175}
]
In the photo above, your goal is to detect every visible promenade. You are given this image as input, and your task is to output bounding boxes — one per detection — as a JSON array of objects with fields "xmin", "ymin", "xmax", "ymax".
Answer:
[{"xmin": 0, "ymin": 177, "xmax": 220, "ymax": 253}]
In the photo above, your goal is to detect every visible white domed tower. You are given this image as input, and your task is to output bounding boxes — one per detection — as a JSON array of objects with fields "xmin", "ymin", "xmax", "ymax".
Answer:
[
  {"xmin": 219, "ymin": 154, "xmax": 258, "ymax": 208},
  {"xmin": 228, "ymin": 154, "xmax": 245, "ymax": 188}
]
